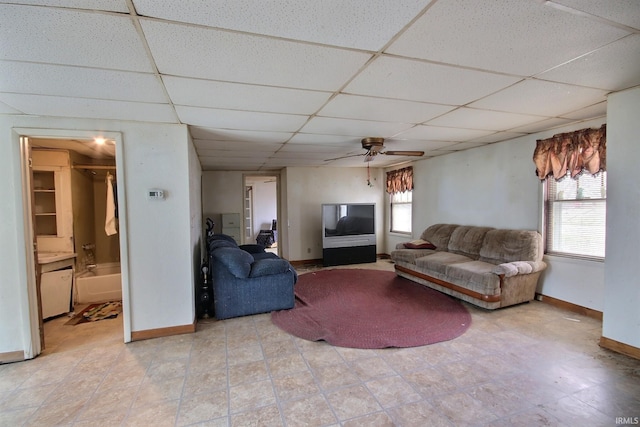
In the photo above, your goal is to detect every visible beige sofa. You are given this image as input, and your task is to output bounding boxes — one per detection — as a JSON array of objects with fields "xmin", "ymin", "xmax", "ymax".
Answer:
[{"xmin": 391, "ymin": 224, "xmax": 546, "ymax": 309}]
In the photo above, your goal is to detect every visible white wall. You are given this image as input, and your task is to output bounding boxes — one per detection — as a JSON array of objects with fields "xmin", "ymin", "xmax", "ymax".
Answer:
[
  {"xmin": 284, "ymin": 167, "xmax": 385, "ymax": 261},
  {"xmin": 403, "ymin": 118, "xmax": 607, "ymax": 311},
  {"xmin": 0, "ymin": 115, "xmax": 199, "ymax": 358},
  {"xmin": 203, "ymin": 167, "xmax": 385, "ymax": 261},
  {"xmin": 603, "ymin": 86, "xmax": 640, "ymax": 348}
]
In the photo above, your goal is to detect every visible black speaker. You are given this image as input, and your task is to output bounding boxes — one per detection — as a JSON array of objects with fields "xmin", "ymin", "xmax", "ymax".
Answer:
[{"xmin": 196, "ymin": 265, "xmax": 213, "ymax": 318}]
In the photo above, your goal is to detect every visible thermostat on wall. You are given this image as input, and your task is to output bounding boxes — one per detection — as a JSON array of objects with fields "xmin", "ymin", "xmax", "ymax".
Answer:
[{"xmin": 148, "ymin": 189, "xmax": 165, "ymax": 200}]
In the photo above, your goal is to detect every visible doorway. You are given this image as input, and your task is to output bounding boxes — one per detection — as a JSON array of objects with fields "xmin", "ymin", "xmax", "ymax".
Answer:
[
  {"xmin": 244, "ymin": 174, "xmax": 279, "ymax": 254},
  {"xmin": 19, "ymin": 130, "xmax": 130, "ymax": 357}
]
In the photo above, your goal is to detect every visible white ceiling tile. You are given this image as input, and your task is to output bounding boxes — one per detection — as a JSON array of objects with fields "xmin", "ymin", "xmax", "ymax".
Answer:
[
  {"xmin": 0, "ymin": 62, "xmax": 166, "ymax": 103},
  {"xmin": 190, "ymin": 127, "xmax": 292, "ymax": 143},
  {"xmin": 299, "ymin": 117, "xmax": 413, "ymax": 137},
  {"xmin": 394, "ymin": 125, "xmax": 494, "ymax": 142},
  {"xmin": 345, "ymin": 56, "xmax": 521, "ymax": 105},
  {"xmin": 469, "ymin": 80, "xmax": 608, "ymax": 117},
  {"xmin": 0, "ymin": 93, "xmax": 177, "ymax": 122},
  {"xmin": 280, "ymin": 143, "xmax": 355, "ymax": 153},
  {"xmin": 272, "ymin": 151, "xmax": 335, "ymax": 160},
  {"xmin": 509, "ymin": 117, "xmax": 575, "ymax": 134},
  {"xmin": 537, "ymin": 35, "xmax": 640, "ymax": 91},
  {"xmin": 197, "ymin": 149, "xmax": 277, "ymax": 158},
  {"xmin": 559, "ymin": 102, "xmax": 607, "ymax": 121},
  {"xmin": 467, "ymin": 132, "xmax": 527, "ymax": 144},
  {"xmin": 133, "ymin": 0, "xmax": 430, "ymax": 51},
  {"xmin": 163, "ymin": 76, "xmax": 331, "ymax": 115},
  {"xmin": 176, "ymin": 106, "xmax": 308, "ymax": 132},
  {"xmin": 445, "ymin": 141, "xmax": 493, "ymax": 151},
  {"xmin": 140, "ymin": 20, "xmax": 371, "ymax": 91},
  {"xmin": 263, "ymin": 158, "xmax": 327, "ymax": 168},
  {"xmin": 0, "ymin": 100, "xmax": 20, "ymax": 113},
  {"xmin": 387, "ymin": 0, "xmax": 630, "ymax": 76},
  {"xmin": 0, "ymin": 4, "xmax": 153, "ymax": 71},
  {"xmin": 0, "ymin": 0, "xmax": 129, "ymax": 12},
  {"xmin": 553, "ymin": 0, "xmax": 640, "ymax": 30},
  {"xmin": 194, "ymin": 140, "xmax": 284, "ymax": 152},
  {"xmin": 426, "ymin": 108, "xmax": 545, "ymax": 131},
  {"xmin": 318, "ymin": 94, "xmax": 455, "ymax": 124},
  {"xmin": 289, "ymin": 134, "xmax": 361, "ymax": 145}
]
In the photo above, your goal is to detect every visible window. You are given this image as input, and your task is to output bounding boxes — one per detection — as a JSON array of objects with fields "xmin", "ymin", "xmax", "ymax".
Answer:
[
  {"xmin": 390, "ymin": 190, "xmax": 412, "ymax": 234},
  {"xmin": 544, "ymin": 172, "xmax": 606, "ymax": 259}
]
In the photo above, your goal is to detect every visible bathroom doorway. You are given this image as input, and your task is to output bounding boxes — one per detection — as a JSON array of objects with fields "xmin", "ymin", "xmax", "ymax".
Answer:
[
  {"xmin": 20, "ymin": 131, "xmax": 130, "ymax": 356},
  {"xmin": 244, "ymin": 174, "xmax": 279, "ymax": 255}
]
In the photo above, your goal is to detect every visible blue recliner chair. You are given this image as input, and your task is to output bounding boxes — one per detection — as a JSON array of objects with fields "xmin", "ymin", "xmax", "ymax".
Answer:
[{"xmin": 207, "ymin": 234, "xmax": 297, "ymax": 320}]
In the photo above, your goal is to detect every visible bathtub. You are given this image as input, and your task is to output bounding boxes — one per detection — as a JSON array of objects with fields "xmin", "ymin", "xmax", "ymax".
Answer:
[{"xmin": 75, "ymin": 263, "xmax": 122, "ymax": 304}]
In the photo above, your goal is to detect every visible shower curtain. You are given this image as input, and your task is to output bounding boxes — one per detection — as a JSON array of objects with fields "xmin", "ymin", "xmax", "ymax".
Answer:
[{"xmin": 105, "ymin": 172, "xmax": 117, "ymax": 236}]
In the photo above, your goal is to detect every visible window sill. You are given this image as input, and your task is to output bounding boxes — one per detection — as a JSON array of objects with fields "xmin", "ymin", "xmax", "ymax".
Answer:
[
  {"xmin": 389, "ymin": 231, "xmax": 412, "ymax": 237},
  {"xmin": 544, "ymin": 253, "xmax": 604, "ymax": 264}
]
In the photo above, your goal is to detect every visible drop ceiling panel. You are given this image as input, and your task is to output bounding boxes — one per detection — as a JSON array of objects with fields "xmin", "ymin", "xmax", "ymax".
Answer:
[
  {"xmin": 190, "ymin": 127, "xmax": 292, "ymax": 144},
  {"xmin": 198, "ymin": 149, "xmax": 277, "ymax": 158},
  {"xmin": 289, "ymin": 134, "xmax": 361, "ymax": 145},
  {"xmin": 0, "ymin": 94, "xmax": 177, "ymax": 122},
  {"xmin": 176, "ymin": 106, "xmax": 308, "ymax": 132},
  {"xmin": 0, "ymin": 62, "xmax": 167, "ymax": 103},
  {"xmin": 509, "ymin": 117, "xmax": 575, "ymax": 134},
  {"xmin": 0, "ymin": 0, "xmax": 129, "ymax": 12},
  {"xmin": 559, "ymin": 102, "xmax": 607, "ymax": 121},
  {"xmin": 317, "ymin": 94, "xmax": 455, "ymax": 124},
  {"xmin": 0, "ymin": 100, "xmax": 20, "ymax": 114},
  {"xmin": 537, "ymin": 35, "xmax": 640, "ymax": 91},
  {"xmin": 387, "ymin": 0, "xmax": 630, "ymax": 76},
  {"xmin": 132, "ymin": 0, "xmax": 431, "ymax": 51},
  {"xmin": 140, "ymin": 20, "xmax": 372, "ymax": 91},
  {"xmin": 553, "ymin": 0, "xmax": 640, "ymax": 30},
  {"xmin": 300, "ymin": 117, "xmax": 413, "ymax": 137},
  {"xmin": 426, "ymin": 107, "xmax": 546, "ymax": 131},
  {"xmin": 395, "ymin": 125, "xmax": 494, "ymax": 142},
  {"xmin": 163, "ymin": 76, "xmax": 332, "ymax": 115},
  {"xmin": 469, "ymin": 80, "xmax": 608, "ymax": 117},
  {"xmin": 345, "ymin": 56, "xmax": 522, "ymax": 105},
  {"xmin": 194, "ymin": 140, "xmax": 283, "ymax": 152},
  {"xmin": 0, "ymin": 4, "xmax": 153, "ymax": 72},
  {"xmin": 279, "ymin": 143, "xmax": 355, "ymax": 153}
]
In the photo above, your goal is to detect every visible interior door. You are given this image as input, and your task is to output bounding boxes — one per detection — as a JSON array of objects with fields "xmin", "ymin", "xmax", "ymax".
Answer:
[{"xmin": 21, "ymin": 136, "xmax": 45, "ymax": 350}]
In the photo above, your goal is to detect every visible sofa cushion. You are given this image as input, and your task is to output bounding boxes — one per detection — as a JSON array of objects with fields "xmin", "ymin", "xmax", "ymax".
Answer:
[
  {"xmin": 445, "ymin": 261, "xmax": 501, "ymax": 295},
  {"xmin": 249, "ymin": 259, "xmax": 292, "ymax": 277},
  {"xmin": 420, "ymin": 224, "xmax": 459, "ymax": 250},
  {"xmin": 208, "ymin": 239, "xmax": 238, "ymax": 251},
  {"xmin": 391, "ymin": 248, "xmax": 437, "ymax": 264},
  {"xmin": 211, "ymin": 247, "xmax": 253, "ymax": 278},
  {"xmin": 404, "ymin": 239, "xmax": 436, "ymax": 249},
  {"xmin": 479, "ymin": 229, "xmax": 543, "ymax": 264},
  {"xmin": 415, "ymin": 251, "xmax": 474, "ymax": 274},
  {"xmin": 447, "ymin": 226, "xmax": 494, "ymax": 259}
]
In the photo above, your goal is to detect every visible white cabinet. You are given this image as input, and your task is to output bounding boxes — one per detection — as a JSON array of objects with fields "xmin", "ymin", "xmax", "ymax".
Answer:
[
  {"xmin": 222, "ymin": 213, "xmax": 241, "ymax": 243},
  {"xmin": 40, "ymin": 268, "xmax": 73, "ymax": 318},
  {"xmin": 32, "ymin": 150, "xmax": 73, "ymax": 253}
]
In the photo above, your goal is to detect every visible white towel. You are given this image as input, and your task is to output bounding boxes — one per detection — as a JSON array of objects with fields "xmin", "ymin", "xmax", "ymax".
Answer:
[{"xmin": 105, "ymin": 173, "xmax": 117, "ymax": 236}]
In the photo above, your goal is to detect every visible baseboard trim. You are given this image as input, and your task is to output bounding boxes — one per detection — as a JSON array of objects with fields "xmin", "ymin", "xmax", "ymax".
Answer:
[
  {"xmin": 0, "ymin": 350, "xmax": 25, "ymax": 364},
  {"xmin": 535, "ymin": 293, "xmax": 603, "ymax": 320},
  {"xmin": 131, "ymin": 321, "xmax": 196, "ymax": 342},
  {"xmin": 599, "ymin": 336, "xmax": 640, "ymax": 360}
]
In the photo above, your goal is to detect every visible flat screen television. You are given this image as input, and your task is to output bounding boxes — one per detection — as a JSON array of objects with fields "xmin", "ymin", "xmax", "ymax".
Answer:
[{"xmin": 322, "ymin": 203, "xmax": 375, "ymax": 249}]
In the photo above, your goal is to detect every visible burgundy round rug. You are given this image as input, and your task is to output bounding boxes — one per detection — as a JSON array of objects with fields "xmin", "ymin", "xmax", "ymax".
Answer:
[{"xmin": 271, "ymin": 269, "xmax": 471, "ymax": 349}]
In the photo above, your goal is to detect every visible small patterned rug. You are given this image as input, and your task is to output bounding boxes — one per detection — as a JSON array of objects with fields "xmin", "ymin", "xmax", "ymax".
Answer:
[
  {"xmin": 272, "ymin": 269, "xmax": 471, "ymax": 349},
  {"xmin": 65, "ymin": 301, "xmax": 122, "ymax": 325}
]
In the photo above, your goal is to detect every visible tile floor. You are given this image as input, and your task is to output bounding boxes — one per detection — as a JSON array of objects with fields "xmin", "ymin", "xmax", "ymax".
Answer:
[{"xmin": 1, "ymin": 260, "xmax": 639, "ymax": 426}]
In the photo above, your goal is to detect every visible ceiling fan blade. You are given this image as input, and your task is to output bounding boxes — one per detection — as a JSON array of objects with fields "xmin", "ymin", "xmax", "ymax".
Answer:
[{"xmin": 382, "ymin": 150, "xmax": 425, "ymax": 157}]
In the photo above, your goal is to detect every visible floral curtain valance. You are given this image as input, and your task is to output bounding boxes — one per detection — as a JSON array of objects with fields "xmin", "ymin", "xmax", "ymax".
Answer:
[
  {"xmin": 533, "ymin": 124, "xmax": 606, "ymax": 181},
  {"xmin": 386, "ymin": 166, "xmax": 413, "ymax": 194}
]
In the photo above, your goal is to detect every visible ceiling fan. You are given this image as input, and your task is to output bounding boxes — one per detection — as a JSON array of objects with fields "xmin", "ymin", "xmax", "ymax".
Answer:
[{"xmin": 325, "ymin": 137, "xmax": 425, "ymax": 162}]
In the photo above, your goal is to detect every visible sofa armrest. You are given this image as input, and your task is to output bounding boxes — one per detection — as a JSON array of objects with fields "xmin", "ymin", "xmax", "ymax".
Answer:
[
  {"xmin": 249, "ymin": 259, "xmax": 293, "ymax": 278},
  {"xmin": 491, "ymin": 260, "xmax": 547, "ymax": 277}
]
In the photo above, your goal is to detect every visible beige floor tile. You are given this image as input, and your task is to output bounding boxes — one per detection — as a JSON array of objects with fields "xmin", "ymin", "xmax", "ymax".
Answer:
[
  {"xmin": 280, "ymin": 394, "xmax": 337, "ymax": 427},
  {"xmin": 365, "ymin": 375, "xmax": 422, "ymax": 408},
  {"xmin": 230, "ymin": 404, "xmax": 282, "ymax": 427},
  {"xmin": 325, "ymin": 384, "xmax": 382, "ymax": 421},
  {"xmin": 176, "ymin": 391, "xmax": 228, "ymax": 426},
  {"xmin": 229, "ymin": 379, "xmax": 276, "ymax": 413},
  {"xmin": 272, "ymin": 371, "xmax": 319, "ymax": 401}
]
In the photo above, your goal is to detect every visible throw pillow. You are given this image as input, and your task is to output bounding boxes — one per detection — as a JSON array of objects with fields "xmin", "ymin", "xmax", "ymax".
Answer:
[{"xmin": 404, "ymin": 239, "xmax": 436, "ymax": 249}]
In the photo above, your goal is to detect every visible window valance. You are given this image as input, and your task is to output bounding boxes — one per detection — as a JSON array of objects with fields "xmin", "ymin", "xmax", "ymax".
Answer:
[
  {"xmin": 386, "ymin": 166, "xmax": 413, "ymax": 194},
  {"xmin": 533, "ymin": 124, "xmax": 606, "ymax": 181}
]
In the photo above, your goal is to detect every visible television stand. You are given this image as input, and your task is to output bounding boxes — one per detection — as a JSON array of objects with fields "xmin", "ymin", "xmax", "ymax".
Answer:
[{"xmin": 323, "ymin": 245, "xmax": 376, "ymax": 267}]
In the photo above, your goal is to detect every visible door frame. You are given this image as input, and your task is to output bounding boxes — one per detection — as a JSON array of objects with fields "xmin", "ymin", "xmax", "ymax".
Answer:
[
  {"xmin": 242, "ymin": 173, "xmax": 280, "ymax": 255},
  {"xmin": 15, "ymin": 128, "xmax": 131, "ymax": 358}
]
